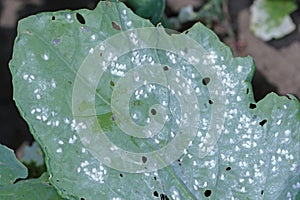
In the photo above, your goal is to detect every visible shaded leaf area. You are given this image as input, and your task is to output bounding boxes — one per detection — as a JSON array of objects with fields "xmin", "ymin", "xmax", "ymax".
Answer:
[
  {"xmin": 0, "ymin": 144, "xmax": 27, "ymax": 186},
  {"xmin": 9, "ymin": 1, "xmax": 300, "ymax": 199},
  {"xmin": 0, "ymin": 173, "xmax": 64, "ymax": 200}
]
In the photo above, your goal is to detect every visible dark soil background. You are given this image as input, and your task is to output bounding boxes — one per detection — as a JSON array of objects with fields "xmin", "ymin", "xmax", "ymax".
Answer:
[{"xmin": 0, "ymin": 0, "xmax": 299, "ymax": 150}]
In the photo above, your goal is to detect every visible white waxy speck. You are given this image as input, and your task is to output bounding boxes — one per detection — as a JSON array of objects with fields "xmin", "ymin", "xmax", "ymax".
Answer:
[
  {"xmin": 58, "ymin": 140, "xmax": 64, "ymax": 145},
  {"xmin": 42, "ymin": 54, "xmax": 49, "ymax": 61},
  {"xmin": 77, "ymin": 167, "xmax": 81, "ymax": 173},
  {"xmin": 69, "ymin": 135, "xmax": 77, "ymax": 144},
  {"xmin": 82, "ymin": 148, "xmax": 86, "ymax": 153},
  {"xmin": 154, "ymin": 139, "xmax": 159, "ymax": 144},
  {"xmin": 237, "ymin": 96, "xmax": 241, "ymax": 101},
  {"xmin": 36, "ymin": 94, "xmax": 41, "ymax": 100},
  {"xmin": 126, "ymin": 21, "xmax": 132, "ymax": 26},
  {"xmin": 284, "ymin": 130, "xmax": 291, "ymax": 136},
  {"xmin": 89, "ymin": 48, "xmax": 94, "ymax": 54},
  {"xmin": 36, "ymin": 115, "xmax": 41, "ymax": 120},
  {"xmin": 56, "ymin": 148, "xmax": 62, "ymax": 153},
  {"xmin": 237, "ymin": 65, "xmax": 243, "ymax": 73}
]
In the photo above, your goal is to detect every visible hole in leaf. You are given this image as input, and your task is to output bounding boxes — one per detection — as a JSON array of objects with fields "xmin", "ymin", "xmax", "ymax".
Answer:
[
  {"xmin": 110, "ymin": 80, "xmax": 115, "ymax": 87},
  {"xmin": 151, "ymin": 109, "xmax": 157, "ymax": 115},
  {"xmin": 185, "ymin": 30, "xmax": 189, "ymax": 34},
  {"xmin": 76, "ymin": 13, "xmax": 85, "ymax": 24},
  {"xmin": 204, "ymin": 189, "xmax": 212, "ymax": 197},
  {"xmin": 153, "ymin": 191, "xmax": 158, "ymax": 197},
  {"xmin": 202, "ymin": 77, "xmax": 210, "ymax": 85},
  {"xmin": 259, "ymin": 119, "xmax": 267, "ymax": 126},
  {"xmin": 160, "ymin": 194, "xmax": 170, "ymax": 200},
  {"xmin": 261, "ymin": 190, "xmax": 264, "ymax": 195},
  {"xmin": 51, "ymin": 16, "xmax": 56, "ymax": 20},
  {"xmin": 119, "ymin": 173, "xmax": 123, "ymax": 178},
  {"xmin": 142, "ymin": 156, "xmax": 147, "ymax": 163},
  {"xmin": 225, "ymin": 166, "xmax": 231, "ymax": 171},
  {"xmin": 209, "ymin": 100, "xmax": 214, "ymax": 104},
  {"xmin": 80, "ymin": 198, "xmax": 85, "ymax": 200},
  {"xmin": 112, "ymin": 21, "xmax": 121, "ymax": 30},
  {"xmin": 177, "ymin": 159, "xmax": 182, "ymax": 166},
  {"xmin": 249, "ymin": 103, "xmax": 256, "ymax": 109},
  {"xmin": 246, "ymin": 88, "xmax": 249, "ymax": 94},
  {"xmin": 286, "ymin": 95, "xmax": 291, "ymax": 100},
  {"xmin": 163, "ymin": 66, "xmax": 169, "ymax": 71},
  {"xmin": 154, "ymin": 176, "xmax": 157, "ymax": 180}
]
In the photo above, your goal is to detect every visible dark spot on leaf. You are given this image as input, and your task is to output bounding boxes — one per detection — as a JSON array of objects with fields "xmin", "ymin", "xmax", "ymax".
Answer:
[
  {"xmin": 56, "ymin": 179, "xmax": 59, "ymax": 182},
  {"xmin": 112, "ymin": 21, "xmax": 121, "ymax": 30},
  {"xmin": 204, "ymin": 189, "xmax": 212, "ymax": 197},
  {"xmin": 51, "ymin": 16, "xmax": 55, "ymax": 20},
  {"xmin": 261, "ymin": 190, "xmax": 264, "ymax": 195},
  {"xmin": 259, "ymin": 119, "xmax": 267, "ymax": 126},
  {"xmin": 80, "ymin": 198, "xmax": 85, "ymax": 200},
  {"xmin": 151, "ymin": 108, "xmax": 157, "ymax": 115},
  {"xmin": 153, "ymin": 191, "xmax": 159, "ymax": 197},
  {"xmin": 76, "ymin": 13, "xmax": 85, "ymax": 24},
  {"xmin": 185, "ymin": 30, "xmax": 189, "ymax": 34},
  {"xmin": 111, "ymin": 114, "xmax": 116, "ymax": 121},
  {"xmin": 160, "ymin": 194, "xmax": 170, "ymax": 200},
  {"xmin": 68, "ymin": 80, "xmax": 72, "ymax": 84},
  {"xmin": 154, "ymin": 176, "xmax": 157, "ymax": 180},
  {"xmin": 110, "ymin": 80, "xmax": 115, "ymax": 87},
  {"xmin": 105, "ymin": 0, "xmax": 111, "ymax": 6},
  {"xmin": 163, "ymin": 66, "xmax": 169, "ymax": 71},
  {"xmin": 119, "ymin": 173, "xmax": 123, "ymax": 178},
  {"xmin": 226, "ymin": 166, "xmax": 231, "ymax": 171},
  {"xmin": 246, "ymin": 88, "xmax": 249, "ymax": 94},
  {"xmin": 209, "ymin": 100, "xmax": 214, "ymax": 104},
  {"xmin": 142, "ymin": 156, "xmax": 147, "ymax": 163},
  {"xmin": 99, "ymin": 52, "xmax": 102, "ymax": 57},
  {"xmin": 249, "ymin": 103, "xmax": 256, "ymax": 109},
  {"xmin": 202, "ymin": 77, "xmax": 210, "ymax": 85},
  {"xmin": 286, "ymin": 95, "xmax": 291, "ymax": 100}
]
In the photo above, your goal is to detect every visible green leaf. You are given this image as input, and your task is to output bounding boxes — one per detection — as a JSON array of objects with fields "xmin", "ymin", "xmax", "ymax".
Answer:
[
  {"xmin": 125, "ymin": 0, "xmax": 165, "ymax": 24},
  {"xmin": 0, "ymin": 144, "xmax": 27, "ymax": 186},
  {"xmin": 250, "ymin": 0, "xmax": 297, "ymax": 40},
  {"xmin": 10, "ymin": 1, "xmax": 300, "ymax": 199},
  {"xmin": 0, "ymin": 173, "xmax": 64, "ymax": 200}
]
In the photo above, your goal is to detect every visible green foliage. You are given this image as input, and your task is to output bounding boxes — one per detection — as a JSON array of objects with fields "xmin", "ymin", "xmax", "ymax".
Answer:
[
  {"xmin": 6, "ymin": 1, "xmax": 300, "ymax": 199},
  {"xmin": 250, "ymin": 0, "xmax": 297, "ymax": 40},
  {"xmin": 0, "ymin": 144, "xmax": 27, "ymax": 185},
  {"xmin": 125, "ymin": 0, "xmax": 165, "ymax": 24}
]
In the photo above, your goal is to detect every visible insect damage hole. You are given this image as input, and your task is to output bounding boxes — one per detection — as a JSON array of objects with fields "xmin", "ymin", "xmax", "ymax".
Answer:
[
  {"xmin": 163, "ymin": 66, "xmax": 169, "ymax": 71},
  {"xmin": 76, "ymin": 13, "xmax": 85, "ymax": 24},
  {"xmin": 259, "ymin": 119, "xmax": 267, "ymax": 126},
  {"xmin": 249, "ymin": 103, "xmax": 256, "ymax": 109},
  {"xmin": 142, "ymin": 156, "xmax": 147, "ymax": 163},
  {"xmin": 151, "ymin": 108, "xmax": 157, "ymax": 115},
  {"xmin": 202, "ymin": 77, "xmax": 210, "ymax": 85},
  {"xmin": 204, "ymin": 189, "xmax": 212, "ymax": 197},
  {"xmin": 153, "ymin": 191, "xmax": 159, "ymax": 197}
]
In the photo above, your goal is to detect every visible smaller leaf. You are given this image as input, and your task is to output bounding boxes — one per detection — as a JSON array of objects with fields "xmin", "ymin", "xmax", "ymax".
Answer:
[
  {"xmin": 0, "ymin": 173, "xmax": 64, "ymax": 200},
  {"xmin": 250, "ymin": 0, "xmax": 297, "ymax": 40},
  {"xmin": 0, "ymin": 144, "xmax": 28, "ymax": 186},
  {"xmin": 126, "ymin": 0, "xmax": 165, "ymax": 24}
]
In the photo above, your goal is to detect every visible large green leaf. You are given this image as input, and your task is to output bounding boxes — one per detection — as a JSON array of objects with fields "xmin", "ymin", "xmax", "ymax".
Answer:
[
  {"xmin": 10, "ymin": 1, "xmax": 300, "ymax": 199},
  {"xmin": 0, "ymin": 144, "xmax": 27, "ymax": 186}
]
